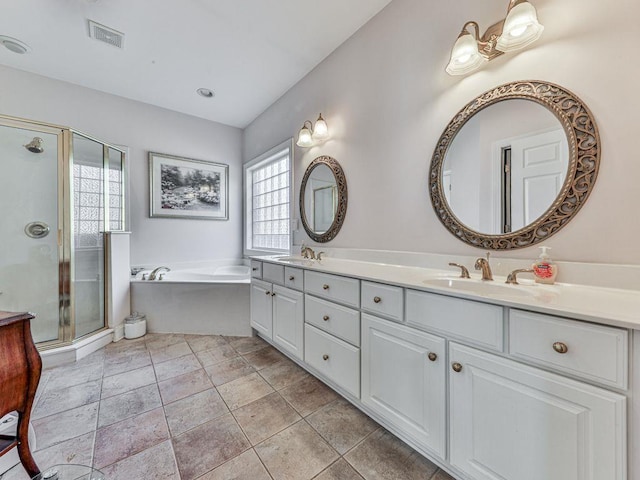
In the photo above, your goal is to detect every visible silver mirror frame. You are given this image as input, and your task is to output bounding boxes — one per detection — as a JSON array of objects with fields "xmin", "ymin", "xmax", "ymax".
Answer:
[
  {"xmin": 429, "ymin": 80, "xmax": 600, "ymax": 250},
  {"xmin": 300, "ymin": 155, "xmax": 348, "ymax": 243}
]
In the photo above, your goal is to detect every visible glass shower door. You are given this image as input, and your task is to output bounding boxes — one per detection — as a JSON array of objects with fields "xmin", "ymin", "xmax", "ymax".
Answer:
[{"xmin": 0, "ymin": 123, "xmax": 63, "ymax": 344}]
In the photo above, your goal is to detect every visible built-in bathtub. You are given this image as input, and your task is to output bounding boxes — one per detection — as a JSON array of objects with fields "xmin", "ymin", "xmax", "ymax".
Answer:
[{"xmin": 131, "ymin": 263, "xmax": 251, "ymax": 336}]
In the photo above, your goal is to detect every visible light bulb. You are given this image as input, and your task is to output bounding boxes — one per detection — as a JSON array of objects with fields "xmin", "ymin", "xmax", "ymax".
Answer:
[
  {"xmin": 496, "ymin": 1, "xmax": 544, "ymax": 53},
  {"xmin": 296, "ymin": 124, "xmax": 314, "ymax": 148},
  {"xmin": 446, "ymin": 32, "xmax": 487, "ymax": 76},
  {"xmin": 312, "ymin": 114, "xmax": 329, "ymax": 140}
]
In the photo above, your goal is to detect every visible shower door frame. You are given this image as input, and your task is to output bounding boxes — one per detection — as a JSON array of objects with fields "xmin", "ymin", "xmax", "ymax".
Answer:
[{"xmin": 0, "ymin": 114, "xmax": 127, "ymax": 348}]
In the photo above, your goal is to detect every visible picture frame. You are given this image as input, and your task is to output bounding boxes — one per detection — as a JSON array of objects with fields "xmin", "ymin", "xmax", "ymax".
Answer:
[{"xmin": 149, "ymin": 152, "xmax": 228, "ymax": 220}]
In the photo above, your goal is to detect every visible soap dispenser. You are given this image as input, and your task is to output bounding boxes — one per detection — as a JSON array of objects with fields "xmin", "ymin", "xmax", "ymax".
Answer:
[{"xmin": 532, "ymin": 246, "xmax": 557, "ymax": 285}]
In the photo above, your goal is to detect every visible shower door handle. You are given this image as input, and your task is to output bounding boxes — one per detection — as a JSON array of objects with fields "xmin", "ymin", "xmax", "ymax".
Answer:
[{"xmin": 25, "ymin": 221, "xmax": 50, "ymax": 239}]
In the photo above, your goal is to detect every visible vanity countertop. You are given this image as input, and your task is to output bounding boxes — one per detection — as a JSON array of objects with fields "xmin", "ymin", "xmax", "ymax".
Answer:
[{"xmin": 254, "ymin": 255, "xmax": 640, "ymax": 330}]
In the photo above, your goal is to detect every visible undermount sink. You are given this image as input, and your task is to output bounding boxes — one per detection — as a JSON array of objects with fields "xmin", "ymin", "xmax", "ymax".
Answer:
[
  {"xmin": 273, "ymin": 256, "xmax": 315, "ymax": 266},
  {"xmin": 422, "ymin": 277, "xmax": 538, "ymax": 299}
]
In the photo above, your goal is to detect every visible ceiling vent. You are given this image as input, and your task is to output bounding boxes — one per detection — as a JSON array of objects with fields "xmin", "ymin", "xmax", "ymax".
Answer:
[{"xmin": 88, "ymin": 20, "xmax": 124, "ymax": 49}]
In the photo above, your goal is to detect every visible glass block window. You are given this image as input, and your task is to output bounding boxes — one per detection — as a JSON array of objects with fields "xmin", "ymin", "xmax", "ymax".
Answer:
[
  {"xmin": 244, "ymin": 140, "xmax": 293, "ymax": 255},
  {"xmin": 73, "ymin": 163, "xmax": 104, "ymax": 248}
]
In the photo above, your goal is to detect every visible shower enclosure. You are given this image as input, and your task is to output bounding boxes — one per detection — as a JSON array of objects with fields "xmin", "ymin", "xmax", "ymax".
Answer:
[{"xmin": 0, "ymin": 115, "xmax": 125, "ymax": 348}]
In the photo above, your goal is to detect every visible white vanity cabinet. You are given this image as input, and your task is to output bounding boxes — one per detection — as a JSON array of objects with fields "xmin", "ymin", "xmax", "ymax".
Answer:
[
  {"xmin": 250, "ymin": 263, "xmax": 304, "ymax": 360},
  {"xmin": 361, "ymin": 314, "xmax": 446, "ymax": 459},
  {"xmin": 448, "ymin": 342, "xmax": 627, "ymax": 480},
  {"xmin": 251, "ymin": 258, "xmax": 633, "ymax": 480},
  {"xmin": 250, "ymin": 278, "xmax": 273, "ymax": 337}
]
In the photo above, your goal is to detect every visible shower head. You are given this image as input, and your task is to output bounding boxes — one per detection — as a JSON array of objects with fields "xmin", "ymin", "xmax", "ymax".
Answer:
[{"xmin": 24, "ymin": 137, "xmax": 44, "ymax": 154}]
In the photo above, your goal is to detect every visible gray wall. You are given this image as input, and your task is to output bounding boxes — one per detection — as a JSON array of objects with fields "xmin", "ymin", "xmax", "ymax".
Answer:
[
  {"xmin": 243, "ymin": 0, "xmax": 640, "ymax": 265},
  {"xmin": 0, "ymin": 65, "xmax": 243, "ymax": 265}
]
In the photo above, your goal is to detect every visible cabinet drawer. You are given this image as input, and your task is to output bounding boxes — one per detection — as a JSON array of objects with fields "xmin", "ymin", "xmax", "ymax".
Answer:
[
  {"xmin": 361, "ymin": 281, "xmax": 404, "ymax": 322},
  {"xmin": 509, "ymin": 309, "xmax": 628, "ymax": 389},
  {"xmin": 262, "ymin": 263, "xmax": 284, "ymax": 285},
  {"xmin": 250, "ymin": 260, "xmax": 262, "ymax": 279},
  {"xmin": 305, "ymin": 294, "xmax": 360, "ymax": 346},
  {"xmin": 284, "ymin": 267, "xmax": 304, "ymax": 291},
  {"xmin": 305, "ymin": 271, "xmax": 360, "ymax": 308},
  {"xmin": 406, "ymin": 289, "xmax": 503, "ymax": 351},
  {"xmin": 304, "ymin": 324, "xmax": 360, "ymax": 398}
]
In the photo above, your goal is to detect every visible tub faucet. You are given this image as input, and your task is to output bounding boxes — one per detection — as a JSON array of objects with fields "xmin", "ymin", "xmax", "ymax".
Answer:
[
  {"xmin": 474, "ymin": 252, "xmax": 493, "ymax": 281},
  {"xmin": 148, "ymin": 266, "xmax": 170, "ymax": 281}
]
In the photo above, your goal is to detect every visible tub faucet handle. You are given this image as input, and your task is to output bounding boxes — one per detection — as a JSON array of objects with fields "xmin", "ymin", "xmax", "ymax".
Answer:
[{"xmin": 148, "ymin": 266, "xmax": 171, "ymax": 281}]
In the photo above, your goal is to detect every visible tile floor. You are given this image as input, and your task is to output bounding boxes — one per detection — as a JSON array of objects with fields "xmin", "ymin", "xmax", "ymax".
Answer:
[{"xmin": 2, "ymin": 333, "xmax": 455, "ymax": 480}]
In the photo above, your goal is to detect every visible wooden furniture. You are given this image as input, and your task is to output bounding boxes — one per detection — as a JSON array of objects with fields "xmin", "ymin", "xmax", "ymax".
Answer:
[{"xmin": 0, "ymin": 311, "xmax": 42, "ymax": 478}]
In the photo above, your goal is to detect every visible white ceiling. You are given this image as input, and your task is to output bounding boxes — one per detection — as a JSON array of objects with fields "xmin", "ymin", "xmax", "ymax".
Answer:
[{"xmin": 0, "ymin": 0, "xmax": 394, "ymax": 128}]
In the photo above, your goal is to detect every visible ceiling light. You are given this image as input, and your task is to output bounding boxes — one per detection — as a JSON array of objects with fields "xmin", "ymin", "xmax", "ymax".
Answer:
[
  {"xmin": 445, "ymin": 0, "xmax": 543, "ymax": 76},
  {"xmin": 0, "ymin": 36, "xmax": 31, "ymax": 55},
  {"xmin": 296, "ymin": 114, "xmax": 330, "ymax": 148},
  {"xmin": 197, "ymin": 88, "xmax": 215, "ymax": 98}
]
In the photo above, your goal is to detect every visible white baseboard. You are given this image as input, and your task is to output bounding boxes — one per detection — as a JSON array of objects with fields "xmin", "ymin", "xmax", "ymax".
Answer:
[{"xmin": 40, "ymin": 329, "xmax": 114, "ymax": 369}]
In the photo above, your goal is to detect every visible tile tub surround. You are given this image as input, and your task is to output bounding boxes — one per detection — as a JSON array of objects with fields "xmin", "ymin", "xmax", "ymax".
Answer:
[{"xmin": 2, "ymin": 334, "xmax": 454, "ymax": 480}]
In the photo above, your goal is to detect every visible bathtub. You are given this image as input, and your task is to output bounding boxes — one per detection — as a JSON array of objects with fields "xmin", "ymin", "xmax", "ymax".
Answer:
[{"xmin": 131, "ymin": 263, "xmax": 251, "ymax": 336}]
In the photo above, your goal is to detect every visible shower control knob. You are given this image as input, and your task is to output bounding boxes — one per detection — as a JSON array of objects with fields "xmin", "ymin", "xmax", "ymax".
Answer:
[{"xmin": 25, "ymin": 221, "xmax": 50, "ymax": 239}]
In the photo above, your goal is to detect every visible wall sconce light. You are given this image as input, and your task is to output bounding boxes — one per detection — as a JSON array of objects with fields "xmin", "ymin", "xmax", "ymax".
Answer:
[
  {"xmin": 446, "ymin": 0, "xmax": 544, "ymax": 76},
  {"xmin": 296, "ymin": 113, "xmax": 329, "ymax": 147}
]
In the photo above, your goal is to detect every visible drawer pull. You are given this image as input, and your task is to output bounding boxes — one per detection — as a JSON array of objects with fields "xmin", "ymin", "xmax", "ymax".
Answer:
[
  {"xmin": 373, "ymin": 296, "xmax": 382, "ymax": 304},
  {"xmin": 428, "ymin": 352, "xmax": 438, "ymax": 362},
  {"xmin": 552, "ymin": 342, "xmax": 569, "ymax": 354},
  {"xmin": 452, "ymin": 362, "xmax": 463, "ymax": 373},
  {"xmin": 322, "ymin": 284, "xmax": 330, "ymax": 290},
  {"xmin": 265, "ymin": 291, "xmax": 271, "ymax": 295},
  {"xmin": 289, "ymin": 276, "xmax": 295, "ymax": 281},
  {"xmin": 322, "ymin": 354, "xmax": 329, "ymax": 361},
  {"xmin": 252, "ymin": 267, "xmax": 258, "ymax": 271},
  {"xmin": 323, "ymin": 315, "xmax": 330, "ymax": 321}
]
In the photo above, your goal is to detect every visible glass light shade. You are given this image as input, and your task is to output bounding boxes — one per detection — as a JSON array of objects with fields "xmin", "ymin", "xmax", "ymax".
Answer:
[
  {"xmin": 312, "ymin": 114, "xmax": 329, "ymax": 140},
  {"xmin": 446, "ymin": 32, "xmax": 487, "ymax": 76},
  {"xmin": 496, "ymin": 1, "xmax": 544, "ymax": 52},
  {"xmin": 296, "ymin": 125, "xmax": 314, "ymax": 147}
]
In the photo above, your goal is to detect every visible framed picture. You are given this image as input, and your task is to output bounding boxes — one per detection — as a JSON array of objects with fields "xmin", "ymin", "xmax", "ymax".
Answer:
[{"xmin": 149, "ymin": 152, "xmax": 228, "ymax": 220}]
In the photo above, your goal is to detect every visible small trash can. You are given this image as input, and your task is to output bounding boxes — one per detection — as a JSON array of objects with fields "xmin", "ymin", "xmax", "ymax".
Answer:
[{"xmin": 124, "ymin": 312, "xmax": 147, "ymax": 339}]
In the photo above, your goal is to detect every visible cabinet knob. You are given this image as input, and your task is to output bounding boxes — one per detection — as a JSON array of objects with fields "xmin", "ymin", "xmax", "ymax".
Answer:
[
  {"xmin": 323, "ymin": 315, "xmax": 330, "ymax": 321},
  {"xmin": 451, "ymin": 362, "xmax": 463, "ymax": 373},
  {"xmin": 552, "ymin": 342, "xmax": 569, "ymax": 354},
  {"xmin": 289, "ymin": 276, "xmax": 295, "ymax": 281},
  {"xmin": 322, "ymin": 354, "xmax": 329, "ymax": 361},
  {"xmin": 252, "ymin": 267, "xmax": 258, "ymax": 271},
  {"xmin": 428, "ymin": 352, "xmax": 437, "ymax": 362},
  {"xmin": 373, "ymin": 296, "xmax": 382, "ymax": 304},
  {"xmin": 265, "ymin": 291, "xmax": 271, "ymax": 295},
  {"xmin": 271, "ymin": 292, "xmax": 276, "ymax": 297},
  {"xmin": 322, "ymin": 284, "xmax": 330, "ymax": 290}
]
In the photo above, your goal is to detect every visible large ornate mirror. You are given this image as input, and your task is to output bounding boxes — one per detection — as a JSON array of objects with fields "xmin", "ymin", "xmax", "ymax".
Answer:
[
  {"xmin": 300, "ymin": 155, "xmax": 347, "ymax": 242},
  {"xmin": 430, "ymin": 81, "xmax": 600, "ymax": 250}
]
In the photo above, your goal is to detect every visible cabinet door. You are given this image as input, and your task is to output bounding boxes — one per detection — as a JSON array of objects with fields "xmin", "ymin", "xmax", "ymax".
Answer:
[
  {"xmin": 361, "ymin": 314, "xmax": 446, "ymax": 459},
  {"xmin": 250, "ymin": 279, "xmax": 273, "ymax": 338},
  {"xmin": 272, "ymin": 285, "xmax": 304, "ymax": 360},
  {"xmin": 449, "ymin": 342, "xmax": 626, "ymax": 480}
]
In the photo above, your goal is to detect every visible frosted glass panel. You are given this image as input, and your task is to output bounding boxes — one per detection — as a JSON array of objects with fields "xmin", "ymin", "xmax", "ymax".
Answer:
[
  {"xmin": 0, "ymin": 125, "xmax": 60, "ymax": 343},
  {"xmin": 72, "ymin": 133, "xmax": 105, "ymax": 338}
]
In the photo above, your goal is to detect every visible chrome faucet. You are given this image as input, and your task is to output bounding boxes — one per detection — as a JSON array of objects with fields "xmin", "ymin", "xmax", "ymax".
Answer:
[
  {"xmin": 301, "ymin": 244, "xmax": 316, "ymax": 260},
  {"xmin": 148, "ymin": 266, "xmax": 170, "ymax": 281},
  {"xmin": 474, "ymin": 252, "xmax": 493, "ymax": 281}
]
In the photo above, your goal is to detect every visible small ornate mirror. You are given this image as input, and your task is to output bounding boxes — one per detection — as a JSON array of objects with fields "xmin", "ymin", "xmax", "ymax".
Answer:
[
  {"xmin": 430, "ymin": 80, "xmax": 600, "ymax": 250},
  {"xmin": 300, "ymin": 156, "xmax": 347, "ymax": 242}
]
